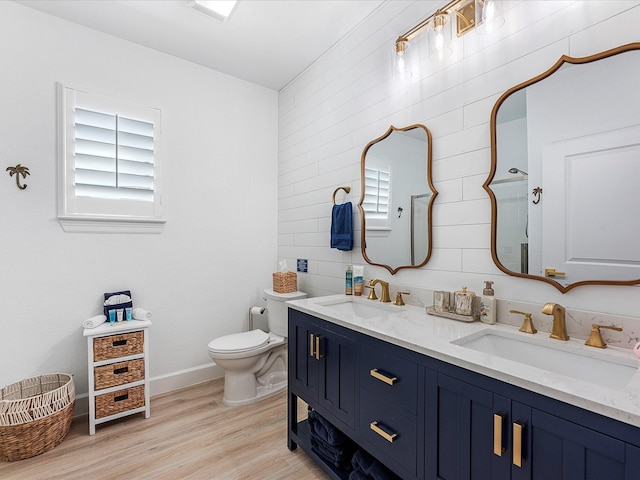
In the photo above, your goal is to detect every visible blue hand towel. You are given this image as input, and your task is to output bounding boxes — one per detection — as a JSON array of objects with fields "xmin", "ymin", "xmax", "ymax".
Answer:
[{"xmin": 331, "ymin": 202, "xmax": 353, "ymax": 251}]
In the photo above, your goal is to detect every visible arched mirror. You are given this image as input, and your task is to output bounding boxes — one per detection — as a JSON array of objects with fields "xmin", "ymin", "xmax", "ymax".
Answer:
[
  {"xmin": 485, "ymin": 43, "xmax": 640, "ymax": 293},
  {"xmin": 359, "ymin": 124, "xmax": 437, "ymax": 274}
]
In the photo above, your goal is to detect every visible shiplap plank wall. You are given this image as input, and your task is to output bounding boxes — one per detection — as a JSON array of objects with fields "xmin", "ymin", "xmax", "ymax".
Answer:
[{"xmin": 278, "ymin": 0, "xmax": 640, "ymax": 314}]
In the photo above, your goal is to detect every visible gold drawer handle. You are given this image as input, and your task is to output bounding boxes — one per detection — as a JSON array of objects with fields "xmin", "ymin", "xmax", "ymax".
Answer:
[
  {"xmin": 513, "ymin": 421, "xmax": 524, "ymax": 467},
  {"xmin": 309, "ymin": 333, "xmax": 315, "ymax": 358},
  {"xmin": 370, "ymin": 421, "xmax": 397, "ymax": 443},
  {"xmin": 370, "ymin": 368, "xmax": 398, "ymax": 386},
  {"xmin": 494, "ymin": 413, "xmax": 505, "ymax": 456}
]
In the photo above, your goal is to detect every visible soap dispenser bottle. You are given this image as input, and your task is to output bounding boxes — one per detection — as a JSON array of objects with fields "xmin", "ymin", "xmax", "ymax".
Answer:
[
  {"xmin": 454, "ymin": 286, "xmax": 476, "ymax": 316},
  {"xmin": 345, "ymin": 265, "xmax": 353, "ymax": 295},
  {"xmin": 480, "ymin": 281, "xmax": 496, "ymax": 324}
]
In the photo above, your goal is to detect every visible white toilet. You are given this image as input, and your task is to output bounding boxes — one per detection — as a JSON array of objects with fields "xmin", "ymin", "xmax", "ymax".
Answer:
[{"xmin": 207, "ymin": 289, "xmax": 307, "ymax": 406}]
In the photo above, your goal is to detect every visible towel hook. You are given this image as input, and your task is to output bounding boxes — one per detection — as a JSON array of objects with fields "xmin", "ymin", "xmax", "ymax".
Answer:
[
  {"xmin": 332, "ymin": 186, "xmax": 351, "ymax": 205},
  {"xmin": 6, "ymin": 164, "xmax": 30, "ymax": 190}
]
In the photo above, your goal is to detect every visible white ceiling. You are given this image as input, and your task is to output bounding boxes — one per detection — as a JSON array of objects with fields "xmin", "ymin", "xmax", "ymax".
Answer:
[{"xmin": 16, "ymin": 0, "xmax": 388, "ymax": 91}]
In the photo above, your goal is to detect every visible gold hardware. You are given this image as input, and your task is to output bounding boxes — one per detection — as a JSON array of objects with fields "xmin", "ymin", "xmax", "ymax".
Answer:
[
  {"xmin": 366, "ymin": 285, "xmax": 378, "ymax": 301},
  {"xmin": 513, "ymin": 421, "xmax": 524, "ymax": 467},
  {"xmin": 394, "ymin": 291, "xmax": 410, "ymax": 306},
  {"xmin": 368, "ymin": 279, "xmax": 391, "ymax": 303},
  {"xmin": 309, "ymin": 333, "xmax": 315, "ymax": 358},
  {"xmin": 332, "ymin": 186, "xmax": 350, "ymax": 205},
  {"xmin": 370, "ymin": 368, "xmax": 398, "ymax": 386},
  {"xmin": 510, "ymin": 310, "xmax": 537, "ymax": 334},
  {"xmin": 544, "ymin": 268, "xmax": 565, "ymax": 278},
  {"xmin": 6, "ymin": 164, "xmax": 30, "ymax": 190},
  {"xmin": 493, "ymin": 413, "xmax": 505, "ymax": 456},
  {"xmin": 532, "ymin": 186, "xmax": 543, "ymax": 204},
  {"xmin": 370, "ymin": 421, "xmax": 397, "ymax": 443},
  {"xmin": 542, "ymin": 303, "xmax": 569, "ymax": 341},
  {"xmin": 315, "ymin": 335, "xmax": 322, "ymax": 360},
  {"xmin": 585, "ymin": 324, "xmax": 623, "ymax": 348}
]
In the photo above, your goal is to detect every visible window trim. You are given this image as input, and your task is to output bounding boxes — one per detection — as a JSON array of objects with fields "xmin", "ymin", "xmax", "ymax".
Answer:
[{"xmin": 57, "ymin": 83, "xmax": 166, "ymax": 233}]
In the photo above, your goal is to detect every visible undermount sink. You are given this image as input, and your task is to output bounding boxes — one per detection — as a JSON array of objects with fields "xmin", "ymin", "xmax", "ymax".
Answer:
[
  {"xmin": 452, "ymin": 329, "xmax": 639, "ymax": 390},
  {"xmin": 315, "ymin": 298, "xmax": 400, "ymax": 319}
]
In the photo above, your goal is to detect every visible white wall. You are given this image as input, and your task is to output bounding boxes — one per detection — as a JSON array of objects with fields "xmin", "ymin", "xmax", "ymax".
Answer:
[
  {"xmin": 278, "ymin": 1, "xmax": 640, "ymax": 318},
  {"xmin": 0, "ymin": 2, "xmax": 278, "ymax": 396}
]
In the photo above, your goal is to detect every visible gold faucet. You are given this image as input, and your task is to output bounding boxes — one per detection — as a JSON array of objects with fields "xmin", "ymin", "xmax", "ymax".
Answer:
[
  {"xmin": 585, "ymin": 324, "xmax": 623, "ymax": 348},
  {"xmin": 368, "ymin": 279, "xmax": 391, "ymax": 303},
  {"xmin": 542, "ymin": 303, "xmax": 569, "ymax": 340}
]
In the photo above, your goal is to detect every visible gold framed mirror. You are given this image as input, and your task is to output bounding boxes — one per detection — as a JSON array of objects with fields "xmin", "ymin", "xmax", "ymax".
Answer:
[
  {"xmin": 359, "ymin": 124, "xmax": 437, "ymax": 274},
  {"xmin": 485, "ymin": 42, "xmax": 640, "ymax": 293}
]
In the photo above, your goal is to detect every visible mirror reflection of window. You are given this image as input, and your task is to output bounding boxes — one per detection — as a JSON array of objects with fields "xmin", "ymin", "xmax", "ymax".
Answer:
[{"xmin": 363, "ymin": 166, "xmax": 391, "ymax": 230}]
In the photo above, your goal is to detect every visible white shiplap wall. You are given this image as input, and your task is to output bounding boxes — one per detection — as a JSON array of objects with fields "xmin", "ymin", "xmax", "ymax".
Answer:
[{"xmin": 278, "ymin": 0, "xmax": 640, "ymax": 319}]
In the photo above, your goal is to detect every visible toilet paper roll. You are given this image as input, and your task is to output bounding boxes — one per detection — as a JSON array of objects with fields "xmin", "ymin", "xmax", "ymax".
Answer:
[{"xmin": 250, "ymin": 306, "xmax": 266, "ymax": 316}]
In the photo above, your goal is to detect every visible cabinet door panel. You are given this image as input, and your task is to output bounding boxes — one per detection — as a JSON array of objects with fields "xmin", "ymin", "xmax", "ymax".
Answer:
[
  {"xmin": 289, "ymin": 314, "xmax": 318, "ymax": 401},
  {"xmin": 318, "ymin": 328, "xmax": 355, "ymax": 427},
  {"xmin": 430, "ymin": 372, "xmax": 510, "ymax": 480},
  {"xmin": 524, "ymin": 407, "xmax": 627, "ymax": 480}
]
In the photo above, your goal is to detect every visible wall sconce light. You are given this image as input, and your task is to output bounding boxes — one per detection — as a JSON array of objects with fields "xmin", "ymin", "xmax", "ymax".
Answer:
[{"xmin": 393, "ymin": 0, "xmax": 504, "ymax": 68}]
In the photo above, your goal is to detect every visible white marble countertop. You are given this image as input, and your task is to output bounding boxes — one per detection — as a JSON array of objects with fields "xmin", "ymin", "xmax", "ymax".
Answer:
[{"xmin": 287, "ymin": 294, "xmax": 640, "ymax": 428}]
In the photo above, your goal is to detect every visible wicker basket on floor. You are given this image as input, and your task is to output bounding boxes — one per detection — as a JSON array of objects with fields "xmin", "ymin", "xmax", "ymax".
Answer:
[{"xmin": 0, "ymin": 373, "xmax": 75, "ymax": 462}]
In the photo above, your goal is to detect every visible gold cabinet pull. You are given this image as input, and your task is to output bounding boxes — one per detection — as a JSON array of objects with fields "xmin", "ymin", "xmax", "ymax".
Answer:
[
  {"xmin": 370, "ymin": 368, "xmax": 398, "ymax": 386},
  {"xmin": 493, "ymin": 413, "xmax": 505, "ymax": 456},
  {"xmin": 309, "ymin": 333, "xmax": 315, "ymax": 358},
  {"xmin": 513, "ymin": 421, "xmax": 524, "ymax": 467},
  {"xmin": 370, "ymin": 421, "xmax": 397, "ymax": 443},
  {"xmin": 315, "ymin": 335, "xmax": 322, "ymax": 360},
  {"xmin": 544, "ymin": 268, "xmax": 565, "ymax": 277}
]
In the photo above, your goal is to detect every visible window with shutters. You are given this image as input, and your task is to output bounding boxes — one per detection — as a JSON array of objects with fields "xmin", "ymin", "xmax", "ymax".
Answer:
[
  {"xmin": 363, "ymin": 166, "xmax": 391, "ymax": 230},
  {"xmin": 57, "ymin": 83, "xmax": 165, "ymax": 233}
]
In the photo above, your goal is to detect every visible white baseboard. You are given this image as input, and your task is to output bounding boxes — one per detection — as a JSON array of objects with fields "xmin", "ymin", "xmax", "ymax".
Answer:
[{"xmin": 73, "ymin": 363, "xmax": 224, "ymax": 418}]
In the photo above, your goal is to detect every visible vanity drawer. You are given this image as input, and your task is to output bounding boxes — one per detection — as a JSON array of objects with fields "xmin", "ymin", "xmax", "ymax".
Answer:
[
  {"xmin": 94, "ymin": 358, "xmax": 145, "ymax": 390},
  {"xmin": 93, "ymin": 331, "xmax": 144, "ymax": 362},
  {"xmin": 360, "ymin": 343, "xmax": 418, "ymax": 414},
  {"xmin": 95, "ymin": 385, "xmax": 145, "ymax": 419},
  {"xmin": 359, "ymin": 389, "xmax": 417, "ymax": 476}
]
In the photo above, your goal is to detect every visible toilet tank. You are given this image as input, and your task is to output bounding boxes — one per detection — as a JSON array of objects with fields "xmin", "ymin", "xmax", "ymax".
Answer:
[{"xmin": 264, "ymin": 289, "xmax": 307, "ymax": 337}]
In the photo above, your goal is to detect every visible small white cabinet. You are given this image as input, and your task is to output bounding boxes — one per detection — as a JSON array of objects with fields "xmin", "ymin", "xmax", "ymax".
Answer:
[{"xmin": 84, "ymin": 320, "xmax": 151, "ymax": 435}]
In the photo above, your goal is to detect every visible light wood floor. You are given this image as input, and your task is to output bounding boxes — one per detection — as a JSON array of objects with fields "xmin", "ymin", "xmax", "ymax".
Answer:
[{"xmin": 0, "ymin": 379, "xmax": 326, "ymax": 479}]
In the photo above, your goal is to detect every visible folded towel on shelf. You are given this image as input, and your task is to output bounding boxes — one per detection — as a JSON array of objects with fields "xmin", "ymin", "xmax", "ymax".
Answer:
[
  {"xmin": 308, "ymin": 409, "xmax": 349, "ymax": 446},
  {"xmin": 82, "ymin": 315, "xmax": 107, "ymax": 329},
  {"xmin": 133, "ymin": 308, "xmax": 152, "ymax": 321},
  {"xmin": 351, "ymin": 449, "xmax": 399, "ymax": 480},
  {"xmin": 310, "ymin": 436, "xmax": 355, "ymax": 472},
  {"xmin": 330, "ymin": 202, "xmax": 353, "ymax": 251}
]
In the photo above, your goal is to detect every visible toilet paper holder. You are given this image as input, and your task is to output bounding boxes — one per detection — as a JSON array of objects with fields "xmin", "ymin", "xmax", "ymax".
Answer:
[{"xmin": 249, "ymin": 306, "xmax": 266, "ymax": 330}]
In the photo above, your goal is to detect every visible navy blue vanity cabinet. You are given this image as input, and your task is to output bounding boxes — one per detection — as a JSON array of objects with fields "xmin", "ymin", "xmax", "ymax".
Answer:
[
  {"xmin": 358, "ymin": 338, "xmax": 423, "ymax": 479},
  {"xmin": 289, "ymin": 309, "xmax": 356, "ymax": 429},
  {"xmin": 511, "ymin": 405, "xmax": 640, "ymax": 480},
  {"xmin": 425, "ymin": 370, "xmax": 511, "ymax": 480},
  {"xmin": 426, "ymin": 363, "xmax": 640, "ymax": 480}
]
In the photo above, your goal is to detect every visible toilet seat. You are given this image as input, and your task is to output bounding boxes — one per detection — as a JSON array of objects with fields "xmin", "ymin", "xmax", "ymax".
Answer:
[{"xmin": 208, "ymin": 329, "xmax": 270, "ymax": 354}]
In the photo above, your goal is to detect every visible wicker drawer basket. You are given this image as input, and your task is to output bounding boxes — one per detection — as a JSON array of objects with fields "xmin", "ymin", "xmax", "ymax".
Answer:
[
  {"xmin": 93, "ymin": 331, "xmax": 144, "ymax": 362},
  {"xmin": 273, "ymin": 271, "xmax": 297, "ymax": 293},
  {"xmin": 94, "ymin": 358, "xmax": 145, "ymax": 390},
  {"xmin": 0, "ymin": 373, "xmax": 75, "ymax": 461},
  {"xmin": 95, "ymin": 385, "xmax": 145, "ymax": 419}
]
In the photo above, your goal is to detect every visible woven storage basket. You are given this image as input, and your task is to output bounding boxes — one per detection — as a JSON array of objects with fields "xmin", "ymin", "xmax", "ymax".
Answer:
[
  {"xmin": 0, "ymin": 373, "xmax": 75, "ymax": 462},
  {"xmin": 273, "ymin": 271, "xmax": 297, "ymax": 293}
]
